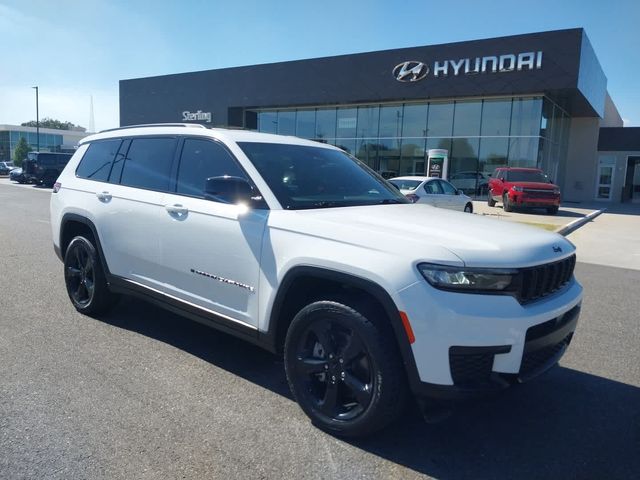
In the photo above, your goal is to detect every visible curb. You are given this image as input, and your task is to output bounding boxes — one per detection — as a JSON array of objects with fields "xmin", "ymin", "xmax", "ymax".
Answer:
[{"xmin": 555, "ymin": 208, "xmax": 606, "ymax": 236}]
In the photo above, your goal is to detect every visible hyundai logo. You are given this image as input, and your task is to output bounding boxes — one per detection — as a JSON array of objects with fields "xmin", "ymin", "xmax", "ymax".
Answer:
[
  {"xmin": 393, "ymin": 61, "xmax": 429, "ymax": 82},
  {"xmin": 553, "ymin": 245, "xmax": 562, "ymax": 253}
]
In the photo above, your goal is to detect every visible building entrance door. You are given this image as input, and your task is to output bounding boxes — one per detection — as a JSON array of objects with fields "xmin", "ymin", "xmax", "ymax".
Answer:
[
  {"xmin": 595, "ymin": 156, "xmax": 616, "ymax": 201},
  {"xmin": 623, "ymin": 156, "xmax": 640, "ymax": 203}
]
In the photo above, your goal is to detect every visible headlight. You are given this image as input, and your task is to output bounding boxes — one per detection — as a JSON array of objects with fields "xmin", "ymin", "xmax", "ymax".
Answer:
[
  {"xmin": 553, "ymin": 188, "xmax": 560, "ymax": 195},
  {"xmin": 511, "ymin": 186, "xmax": 523, "ymax": 192},
  {"xmin": 417, "ymin": 263, "xmax": 519, "ymax": 292}
]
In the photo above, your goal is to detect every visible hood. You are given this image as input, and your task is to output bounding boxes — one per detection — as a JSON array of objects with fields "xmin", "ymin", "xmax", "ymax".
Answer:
[{"xmin": 269, "ymin": 204, "xmax": 573, "ymax": 268}]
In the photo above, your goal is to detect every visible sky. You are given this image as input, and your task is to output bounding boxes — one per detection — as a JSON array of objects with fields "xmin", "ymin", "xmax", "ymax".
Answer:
[{"xmin": 1, "ymin": 0, "xmax": 639, "ymax": 132}]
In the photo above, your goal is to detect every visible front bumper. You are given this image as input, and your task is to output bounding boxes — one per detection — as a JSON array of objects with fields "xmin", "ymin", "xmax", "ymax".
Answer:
[
  {"xmin": 511, "ymin": 194, "xmax": 560, "ymax": 207},
  {"xmin": 395, "ymin": 276, "xmax": 582, "ymax": 400}
]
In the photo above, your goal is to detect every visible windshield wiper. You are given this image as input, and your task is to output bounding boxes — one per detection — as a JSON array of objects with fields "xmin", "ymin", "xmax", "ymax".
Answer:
[{"xmin": 377, "ymin": 198, "xmax": 405, "ymax": 204}]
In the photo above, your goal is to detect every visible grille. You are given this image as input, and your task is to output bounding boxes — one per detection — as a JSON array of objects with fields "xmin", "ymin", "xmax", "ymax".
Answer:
[
  {"xmin": 523, "ymin": 188, "xmax": 557, "ymax": 197},
  {"xmin": 520, "ymin": 332, "xmax": 573, "ymax": 377},
  {"xmin": 449, "ymin": 352, "xmax": 494, "ymax": 387},
  {"xmin": 518, "ymin": 255, "xmax": 576, "ymax": 303}
]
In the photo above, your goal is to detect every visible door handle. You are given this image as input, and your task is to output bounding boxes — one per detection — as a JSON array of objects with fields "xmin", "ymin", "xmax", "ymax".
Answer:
[
  {"xmin": 165, "ymin": 204, "xmax": 189, "ymax": 215},
  {"xmin": 96, "ymin": 191, "xmax": 112, "ymax": 202}
]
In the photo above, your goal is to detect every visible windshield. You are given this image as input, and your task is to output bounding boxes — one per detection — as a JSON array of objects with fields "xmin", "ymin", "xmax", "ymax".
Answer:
[
  {"xmin": 506, "ymin": 170, "xmax": 550, "ymax": 183},
  {"xmin": 238, "ymin": 142, "xmax": 409, "ymax": 209},
  {"xmin": 389, "ymin": 179, "xmax": 422, "ymax": 190}
]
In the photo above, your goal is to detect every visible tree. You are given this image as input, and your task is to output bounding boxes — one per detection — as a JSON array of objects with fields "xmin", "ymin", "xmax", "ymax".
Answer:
[
  {"xmin": 13, "ymin": 136, "xmax": 32, "ymax": 167},
  {"xmin": 21, "ymin": 117, "xmax": 86, "ymax": 132}
]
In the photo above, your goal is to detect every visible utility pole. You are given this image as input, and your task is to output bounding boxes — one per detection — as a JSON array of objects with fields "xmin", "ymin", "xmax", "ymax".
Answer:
[{"xmin": 32, "ymin": 86, "xmax": 39, "ymax": 152}]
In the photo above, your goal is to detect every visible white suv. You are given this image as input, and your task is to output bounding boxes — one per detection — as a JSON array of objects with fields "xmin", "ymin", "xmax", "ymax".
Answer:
[{"xmin": 50, "ymin": 124, "xmax": 582, "ymax": 437}]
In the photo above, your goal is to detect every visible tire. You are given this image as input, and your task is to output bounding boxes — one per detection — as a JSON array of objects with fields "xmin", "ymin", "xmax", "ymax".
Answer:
[
  {"xmin": 547, "ymin": 206, "xmax": 559, "ymax": 215},
  {"xmin": 284, "ymin": 300, "xmax": 407, "ymax": 437},
  {"xmin": 43, "ymin": 174, "xmax": 56, "ymax": 188},
  {"xmin": 64, "ymin": 236, "xmax": 118, "ymax": 316},
  {"xmin": 487, "ymin": 191, "xmax": 496, "ymax": 207},
  {"xmin": 464, "ymin": 203, "xmax": 473, "ymax": 213},
  {"xmin": 503, "ymin": 194, "xmax": 513, "ymax": 212}
]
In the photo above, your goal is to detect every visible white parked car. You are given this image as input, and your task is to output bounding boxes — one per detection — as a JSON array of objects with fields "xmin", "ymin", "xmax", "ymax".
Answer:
[
  {"xmin": 50, "ymin": 124, "xmax": 582, "ymax": 437},
  {"xmin": 389, "ymin": 176, "xmax": 474, "ymax": 213}
]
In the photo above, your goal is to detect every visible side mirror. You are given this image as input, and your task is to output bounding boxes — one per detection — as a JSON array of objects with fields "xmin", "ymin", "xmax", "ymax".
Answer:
[
  {"xmin": 455, "ymin": 189, "xmax": 461, "ymax": 195},
  {"xmin": 204, "ymin": 176, "xmax": 256, "ymax": 204}
]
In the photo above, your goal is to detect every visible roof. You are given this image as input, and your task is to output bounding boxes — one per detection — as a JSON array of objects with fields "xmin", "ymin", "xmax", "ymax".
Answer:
[{"xmin": 598, "ymin": 127, "xmax": 640, "ymax": 151}]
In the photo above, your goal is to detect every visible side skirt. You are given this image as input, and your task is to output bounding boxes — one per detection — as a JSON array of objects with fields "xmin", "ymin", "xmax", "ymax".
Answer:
[{"xmin": 107, "ymin": 275, "xmax": 269, "ymax": 349}]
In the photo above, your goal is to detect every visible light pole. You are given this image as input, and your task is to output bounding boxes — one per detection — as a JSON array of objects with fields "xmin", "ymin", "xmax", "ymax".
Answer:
[{"xmin": 32, "ymin": 86, "xmax": 39, "ymax": 152}]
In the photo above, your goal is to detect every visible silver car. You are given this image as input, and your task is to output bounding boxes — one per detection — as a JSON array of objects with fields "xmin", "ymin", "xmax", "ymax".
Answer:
[{"xmin": 389, "ymin": 176, "xmax": 474, "ymax": 213}]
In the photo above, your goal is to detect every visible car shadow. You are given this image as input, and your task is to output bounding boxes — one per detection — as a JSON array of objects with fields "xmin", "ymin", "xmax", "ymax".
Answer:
[{"xmin": 100, "ymin": 296, "xmax": 639, "ymax": 479}]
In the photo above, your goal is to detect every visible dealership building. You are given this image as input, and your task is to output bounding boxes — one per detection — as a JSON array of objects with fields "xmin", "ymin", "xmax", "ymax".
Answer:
[
  {"xmin": 120, "ymin": 28, "xmax": 640, "ymax": 203},
  {"xmin": 0, "ymin": 125, "xmax": 89, "ymax": 163}
]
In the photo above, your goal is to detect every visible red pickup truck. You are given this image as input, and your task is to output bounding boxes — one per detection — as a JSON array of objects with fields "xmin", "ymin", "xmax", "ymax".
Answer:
[{"xmin": 488, "ymin": 167, "xmax": 561, "ymax": 215}]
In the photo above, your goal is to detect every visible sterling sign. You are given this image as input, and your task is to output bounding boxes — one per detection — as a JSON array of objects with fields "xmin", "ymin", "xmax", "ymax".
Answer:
[
  {"xmin": 393, "ymin": 51, "xmax": 543, "ymax": 82},
  {"xmin": 182, "ymin": 110, "xmax": 212, "ymax": 122}
]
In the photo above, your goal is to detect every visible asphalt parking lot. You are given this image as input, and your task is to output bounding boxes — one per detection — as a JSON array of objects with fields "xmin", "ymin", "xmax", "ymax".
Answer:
[{"xmin": 1, "ymin": 180, "xmax": 639, "ymax": 479}]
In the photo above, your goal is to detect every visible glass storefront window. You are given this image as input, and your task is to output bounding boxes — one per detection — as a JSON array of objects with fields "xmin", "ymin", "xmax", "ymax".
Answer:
[
  {"xmin": 427, "ymin": 102, "xmax": 454, "ymax": 137},
  {"xmin": 258, "ymin": 111, "xmax": 277, "ymax": 134},
  {"xmin": 481, "ymin": 99, "xmax": 512, "ymax": 136},
  {"xmin": 335, "ymin": 138, "xmax": 356, "ymax": 155},
  {"xmin": 401, "ymin": 103, "xmax": 428, "ymax": 138},
  {"xmin": 453, "ymin": 101, "xmax": 482, "ymax": 137},
  {"xmin": 295, "ymin": 110, "xmax": 315, "ymax": 138},
  {"xmin": 508, "ymin": 137, "xmax": 539, "ymax": 167},
  {"xmin": 277, "ymin": 111, "xmax": 296, "ymax": 135},
  {"xmin": 450, "ymin": 137, "xmax": 479, "ymax": 173},
  {"xmin": 336, "ymin": 108, "xmax": 357, "ymax": 138},
  {"xmin": 315, "ymin": 108, "xmax": 336, "ymax": 140},
  {"xmin": 356, "ymin": 139, "xmax": 379, "ymax": 170},
  {"xmin": 479, "ymin": 137, "xmax": 509, "ymax": 173},
  {"xmin": 379, "ymin": 104, "xmax": 403, "ymax": 138},
  {"xmin": 356, "ymin": 106, "xmax": 379, "ymax": 138},
  {"xmin": 510, "ymin": 98, "xmax": 542, "ymax": 137}
]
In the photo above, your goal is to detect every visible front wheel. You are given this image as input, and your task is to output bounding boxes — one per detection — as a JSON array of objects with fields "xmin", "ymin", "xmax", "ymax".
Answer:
[
  {"xmin": 64, "ymin": 236, "xmax": 117, "ymax": 316},
  {"xmin": 547, "ymin": 206, "xmax": 559, "ymax": 215},
  {"xmin": 284, "ymin": 300, "xmax": 407, "ymax": 437},
  {"xmin": 503, "ymin": 194, "xmax": 513, "ymax": 212}
]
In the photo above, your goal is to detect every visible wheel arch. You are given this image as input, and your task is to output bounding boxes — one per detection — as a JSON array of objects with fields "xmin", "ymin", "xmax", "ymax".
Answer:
[
  {"xmin": 262, "ymin": 265, "xmax": 422, "ymax": 391},
  {"xmin": 59, "ymin": 213, "xmax": 111, "ymax": 276}
]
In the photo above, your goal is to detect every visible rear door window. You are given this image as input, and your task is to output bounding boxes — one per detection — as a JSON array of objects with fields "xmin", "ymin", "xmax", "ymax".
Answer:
[
  {"xmin": 176, "ymin": 138, "xmax": 246, "ymax": 198},
  {"xmin": 438, "ymin": 180, "xmax": 457, "ymax": 195},
  {"xmin": 120, "ymin": 137, "xmax": 177, "ymax": 191},
  {"xmin": 424, "ymin": 181, "xmax": 442, "ymax": 194},
  {"xmin": 76, "ymin": 140, "xmax": 122, "ymax": 182}
]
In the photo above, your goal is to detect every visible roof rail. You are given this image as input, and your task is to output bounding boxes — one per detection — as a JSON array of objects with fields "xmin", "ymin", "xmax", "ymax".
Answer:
[{"xmin": 99, "ymin": 123, "xmax": 207, "ymax": 133}]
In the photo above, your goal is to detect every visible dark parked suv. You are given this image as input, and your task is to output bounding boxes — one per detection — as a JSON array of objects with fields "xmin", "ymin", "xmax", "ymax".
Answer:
[{"xmin": 23, "ymin": 152, "xmax": 73, "ymax": 186}]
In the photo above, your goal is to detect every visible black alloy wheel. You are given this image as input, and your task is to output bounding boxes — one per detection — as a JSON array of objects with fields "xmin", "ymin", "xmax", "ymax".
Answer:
[
  {"xmin": 285, "ymin": 300, "xmax": 407, "ymax": 437},
  {"xmin": 66, "ymin": 241, "xmax": 95, "ymax": 307},
  {"xmin": 64, "ymin": 236, "xmax": 117, "ymax": 316}
]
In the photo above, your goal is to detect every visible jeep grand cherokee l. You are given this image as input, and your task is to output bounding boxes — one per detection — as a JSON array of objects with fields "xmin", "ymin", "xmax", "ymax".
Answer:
[{"xmin": 50, "ymin": 124, "xmax": 582, "ymax": 437}]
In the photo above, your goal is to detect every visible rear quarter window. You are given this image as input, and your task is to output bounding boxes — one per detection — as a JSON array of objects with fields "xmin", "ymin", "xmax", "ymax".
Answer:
[{"xmin": 76, "ymin": 140, "xmax": 122, "ymax": 182}]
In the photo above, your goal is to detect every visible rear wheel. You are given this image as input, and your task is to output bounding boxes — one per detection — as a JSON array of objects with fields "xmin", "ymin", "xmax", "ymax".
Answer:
[
  {"xmin": 487, "ymin": 191, "xmax": 496, "ymax": 207},
  {"xmin": 503, "ymin": 194, "xmax": 513, "ymax": 212},
  {"xmin": 64, "ymin": 236, "xmax": 117, "ymax": 316},
  {"xmin": 284, "ymin": 300, "xmax": 407, "ymax": 437},
  {"xmin": 464, "ymin": 203, "xmax": 473, "ymax": 213}
]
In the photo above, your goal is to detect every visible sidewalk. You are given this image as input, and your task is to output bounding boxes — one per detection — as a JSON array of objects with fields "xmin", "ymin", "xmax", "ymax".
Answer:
[{"xmin": 472, "ymin": 200, "xmax": 640, "ymax": 270}]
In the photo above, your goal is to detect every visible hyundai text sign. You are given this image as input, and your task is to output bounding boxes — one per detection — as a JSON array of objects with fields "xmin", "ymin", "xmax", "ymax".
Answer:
[
  {"xmin": 182, "ymin": 110, "xmax": 212, "ymax": 123},
  {"xmin": 393, "ymin": 51, "xmax": 543, "ymax": 82}
]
